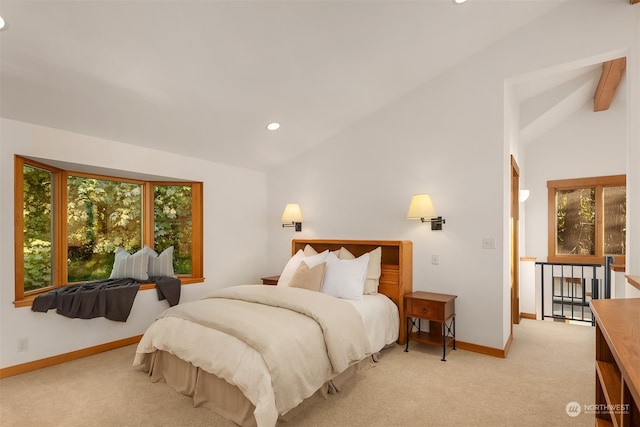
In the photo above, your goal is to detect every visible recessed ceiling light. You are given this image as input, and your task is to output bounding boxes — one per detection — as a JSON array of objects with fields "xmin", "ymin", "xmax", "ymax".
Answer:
[
  {"xmin": 453, "ymin": 0, "xmax": 468, "ymax": 4},
  {"xmin": 266, "ymin": 122, "xmax": 280, "ymax": 131},
  {"xmin": 0, "ymin": 16, "xmax": 6, "ymax": 30}
]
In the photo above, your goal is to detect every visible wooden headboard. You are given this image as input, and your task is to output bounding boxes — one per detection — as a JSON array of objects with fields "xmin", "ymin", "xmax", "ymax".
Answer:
[{"xmin": 292, "ymin": 239, "xmax": 413, "ymax": 345}]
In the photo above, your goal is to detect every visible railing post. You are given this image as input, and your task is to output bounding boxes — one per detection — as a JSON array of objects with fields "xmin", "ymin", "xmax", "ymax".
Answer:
[
  {"xmin": 540, "ymin": 263, "xmax": 545, "ymax": 320},
  {"xmin": 604, "ymin": 256, "xmax": 613, "ymax": 299}
]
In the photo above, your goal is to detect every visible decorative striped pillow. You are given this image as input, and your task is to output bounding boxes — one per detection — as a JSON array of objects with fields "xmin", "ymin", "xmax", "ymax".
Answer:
[
  {"xmin": 109, "ymin": 247, "xmax": 150, "ymax": 281},
  {"xmin": 146, "ymin": 245, "xmax": 175, "ymax": 277}
]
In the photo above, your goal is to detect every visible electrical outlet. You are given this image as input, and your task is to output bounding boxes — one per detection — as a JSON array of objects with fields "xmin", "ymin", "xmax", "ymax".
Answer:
[
  {"xmin": 482, "ymin": 237, "xmax": 496, "ymax": 249},
  {"xmin": 17, "ymin": 337, "xmax": 28, "ymax": 352},
  {"xmin": 431, "ymin": 254, "xmax": 439, "ymax": 265}
]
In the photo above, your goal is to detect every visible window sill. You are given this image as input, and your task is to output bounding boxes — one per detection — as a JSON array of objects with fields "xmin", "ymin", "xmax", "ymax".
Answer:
[
  {"xmin": 14, "ymin": 295, "xmax": 38, "ymax": 308},
  {"xmin": 177, "ymin": 277, "xmax": 205, "ymax": 285},
  {"xmin": 14, "ymin": 277, "xmax": 205, "ymax": 308}
]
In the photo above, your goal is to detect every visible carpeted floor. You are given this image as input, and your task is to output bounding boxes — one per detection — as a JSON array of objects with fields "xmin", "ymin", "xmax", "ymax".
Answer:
[{"xmin": 0, "ymin": 319, "xmax": 595, "ymax": 427}]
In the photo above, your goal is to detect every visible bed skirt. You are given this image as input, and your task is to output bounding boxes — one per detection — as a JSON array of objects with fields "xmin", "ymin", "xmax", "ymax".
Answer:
[{"xmin": 141, "ymin": 350, "xmax": 377, "ymax": 426}]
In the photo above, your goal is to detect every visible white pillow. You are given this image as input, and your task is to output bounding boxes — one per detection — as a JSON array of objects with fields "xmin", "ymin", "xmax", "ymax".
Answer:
[
  {"xmin": 145, "ymin": 245, "xmax": 175, "ymax": 277},
  {"xmin": 337, "ymin": 247, "xmax": 355, "ymax": 260},
  {"xmin": 364, "ymin": 247, "xmax": 382, "ymax": 294},
  {"xmin": 305, "ymin": 244, "xmax": 343, "ymax": 258},
  {"xmin": 301, "ymin": 250, "xmax": 329, "ymax": 268},
  {"xmin": 322, "ymin": 252, "xmax": 369, "ymax": 301},
  {"xmin": 278, "ymin": 250, "xmax": 330, "ymax": 286},
  {"xmin": 338, "ymin": 247, "xmax": 382, "ymax": 294},
  {"xmin": 277, "ymin": 249, "xmax": 305, "ymax": 287},
  {"xmin": 109, "ymin": 247, "xmax": 150, "ymax": 281}
]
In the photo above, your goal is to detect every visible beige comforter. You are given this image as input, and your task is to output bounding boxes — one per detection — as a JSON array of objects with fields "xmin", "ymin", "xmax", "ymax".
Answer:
[{"xmin": 142, "ymin": 285, "xmax": 370, "ymax": 423}]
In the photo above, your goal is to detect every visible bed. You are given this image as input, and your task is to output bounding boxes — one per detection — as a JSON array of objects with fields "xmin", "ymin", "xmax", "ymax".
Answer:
[{"xmin": 133, "ymin": 239, "xmax": 413, "ymax": 427}]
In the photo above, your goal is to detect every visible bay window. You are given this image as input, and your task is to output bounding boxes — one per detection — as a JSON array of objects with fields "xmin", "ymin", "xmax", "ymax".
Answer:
[{"xmin": 14, "ymin": 156, "xmax": 203, "ymax": 306}]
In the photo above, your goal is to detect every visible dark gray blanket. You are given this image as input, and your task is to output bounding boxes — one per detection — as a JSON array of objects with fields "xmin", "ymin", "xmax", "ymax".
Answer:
[
  {"xmin": 31, "ymin": 276, "xmax": 181, "ymax": 322},
  {"xmin": 150, "ymin": 276, "xmax": 181, "ymax": 307}
]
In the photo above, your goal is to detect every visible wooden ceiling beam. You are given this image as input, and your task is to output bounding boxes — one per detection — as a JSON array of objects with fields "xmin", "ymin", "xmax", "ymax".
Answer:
[{"xmin": 594, "ymin": 57, "xmax": 626, "ymax": 112}]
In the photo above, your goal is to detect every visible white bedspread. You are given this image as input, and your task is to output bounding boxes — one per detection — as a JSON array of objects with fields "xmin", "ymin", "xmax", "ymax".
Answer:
[
  {"xmin": 346, "ymin": 294, "xmax": 399, "ymax": 351},
  {"xmin": 133, "ymin": 286, "xmax": 399, "ymax": 427}
]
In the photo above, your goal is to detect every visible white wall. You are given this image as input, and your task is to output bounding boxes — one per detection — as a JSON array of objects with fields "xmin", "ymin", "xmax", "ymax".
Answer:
[
  {"xmin": 266, "ymin": 1, "xmax": 638, "ymax": 351},
  {"xmin": 0, "ymin": 118, "xmax": 268, "ymax": 369},
  {"xmin": 626, "ymin": 7, "xmax": 640, "ymax": 297},
  {"xmin": 268, "ymin": 56, "xmax": 506, "ymax": 349},
  {"xmin": 523, "ymin": 98, "xmax": 627, "ymax": 261},
  {"xmin": 519, "ymin": 259, "xmax": 536, "ymax": 317}
]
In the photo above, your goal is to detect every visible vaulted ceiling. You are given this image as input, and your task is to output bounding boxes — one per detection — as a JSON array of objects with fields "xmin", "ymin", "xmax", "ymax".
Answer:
[{"xmin": 0, "ymin": 0, "xmax": 630, "ymax": 171}]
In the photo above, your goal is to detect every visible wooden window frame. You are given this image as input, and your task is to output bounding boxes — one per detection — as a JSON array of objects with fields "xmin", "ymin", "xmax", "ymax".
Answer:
[
  {"xmin": 14, "ymin": 156, "xmax": 204, "ymax": 307},
  {"xmin": 547, "ymin": 174, "xmax": 626, "ymax": 265}
]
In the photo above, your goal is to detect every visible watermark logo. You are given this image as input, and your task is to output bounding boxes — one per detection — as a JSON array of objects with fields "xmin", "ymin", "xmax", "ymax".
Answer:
[
  {"xmin": 565, "ymin": 401, "xmax": 581, "ymax": 417},
  {"xmin": 565, "ymin": 401, "xmax": 630, "ymax": 417},
  {"xmin": 583, "ymin": 403, "xmax": 630, "ymax": 415}
]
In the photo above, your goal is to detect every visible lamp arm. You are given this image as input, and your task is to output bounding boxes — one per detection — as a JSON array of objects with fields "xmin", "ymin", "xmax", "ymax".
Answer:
[
  {"xmin": 420, "ymin": 216, "xmax": 445, "ymax": 224},
  {"xmin": 419, "ymin": 216, "xmax": 445, "ymax": 231},
  {"xmin": 282, "ymin": 221, "xmax": 302, "ymax": 232}
]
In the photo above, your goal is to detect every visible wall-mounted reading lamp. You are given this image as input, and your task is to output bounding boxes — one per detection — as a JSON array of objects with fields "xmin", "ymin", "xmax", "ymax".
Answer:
[
  {"xmin": 406, "ymin": 194, "xmax": 446, "ymax": 231},
  {"xmin": 281, "ymin": 203, "xmax": 303, "ymax": 232}
]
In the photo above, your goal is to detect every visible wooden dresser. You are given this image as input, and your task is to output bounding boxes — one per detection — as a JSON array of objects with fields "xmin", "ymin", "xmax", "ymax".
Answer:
[{"xmin": 590, "ymin": 298, "xmax": 640, "ymax": 427}]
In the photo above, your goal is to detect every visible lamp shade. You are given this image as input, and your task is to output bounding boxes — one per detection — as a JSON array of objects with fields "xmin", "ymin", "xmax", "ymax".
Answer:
[
  {"xmin": 406, "ymin": 194, "xmax": 437, "ymax": 219},
  {"xmin": 281, "ymin": 203, "xmax": 303, "ymax": 223}
]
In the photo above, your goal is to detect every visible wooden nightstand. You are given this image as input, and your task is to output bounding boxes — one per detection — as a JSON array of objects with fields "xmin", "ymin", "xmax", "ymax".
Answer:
[
  {"xmin": 260, "ymin": 275, "xmax": 280, "ymax": 286},
  {"xmin": 404, "ymin": 291, "xmax": 456, "ymax": 361}
]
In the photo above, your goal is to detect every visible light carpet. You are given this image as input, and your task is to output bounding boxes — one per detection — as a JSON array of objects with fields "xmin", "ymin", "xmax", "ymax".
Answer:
[{"xmin": 0, "ymin": 319, "xmax": 595, "ymax": 427}]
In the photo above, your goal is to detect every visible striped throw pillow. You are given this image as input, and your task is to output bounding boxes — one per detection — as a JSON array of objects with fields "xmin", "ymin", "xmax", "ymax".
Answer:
[
  {"xmin": 109, "ymin": 247, "xmax": 150, "ymax": 281},
  {"xmin": 146, "ymin": 245, "xmax": 175, "ymax": 277}
]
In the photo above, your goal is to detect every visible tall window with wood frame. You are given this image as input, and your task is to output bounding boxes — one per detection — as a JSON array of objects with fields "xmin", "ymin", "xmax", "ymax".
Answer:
[
  {"xmin": 21, "ymin": 163, "xmax": 56, "ymax": 293},
  {"xmin": 15, "ymin": 156, "xmax": 204, "ymax": 306},
  {"xmin": 547, "ymin": 175, "xmax": 625, "ymax": 265},
  {"xmin": 153, "ymin": 184, "xmax": 194, "ymax": 275},
  {"xmin": 67, "ymin": 175, "xmax": 144, "ymax": 282}
]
